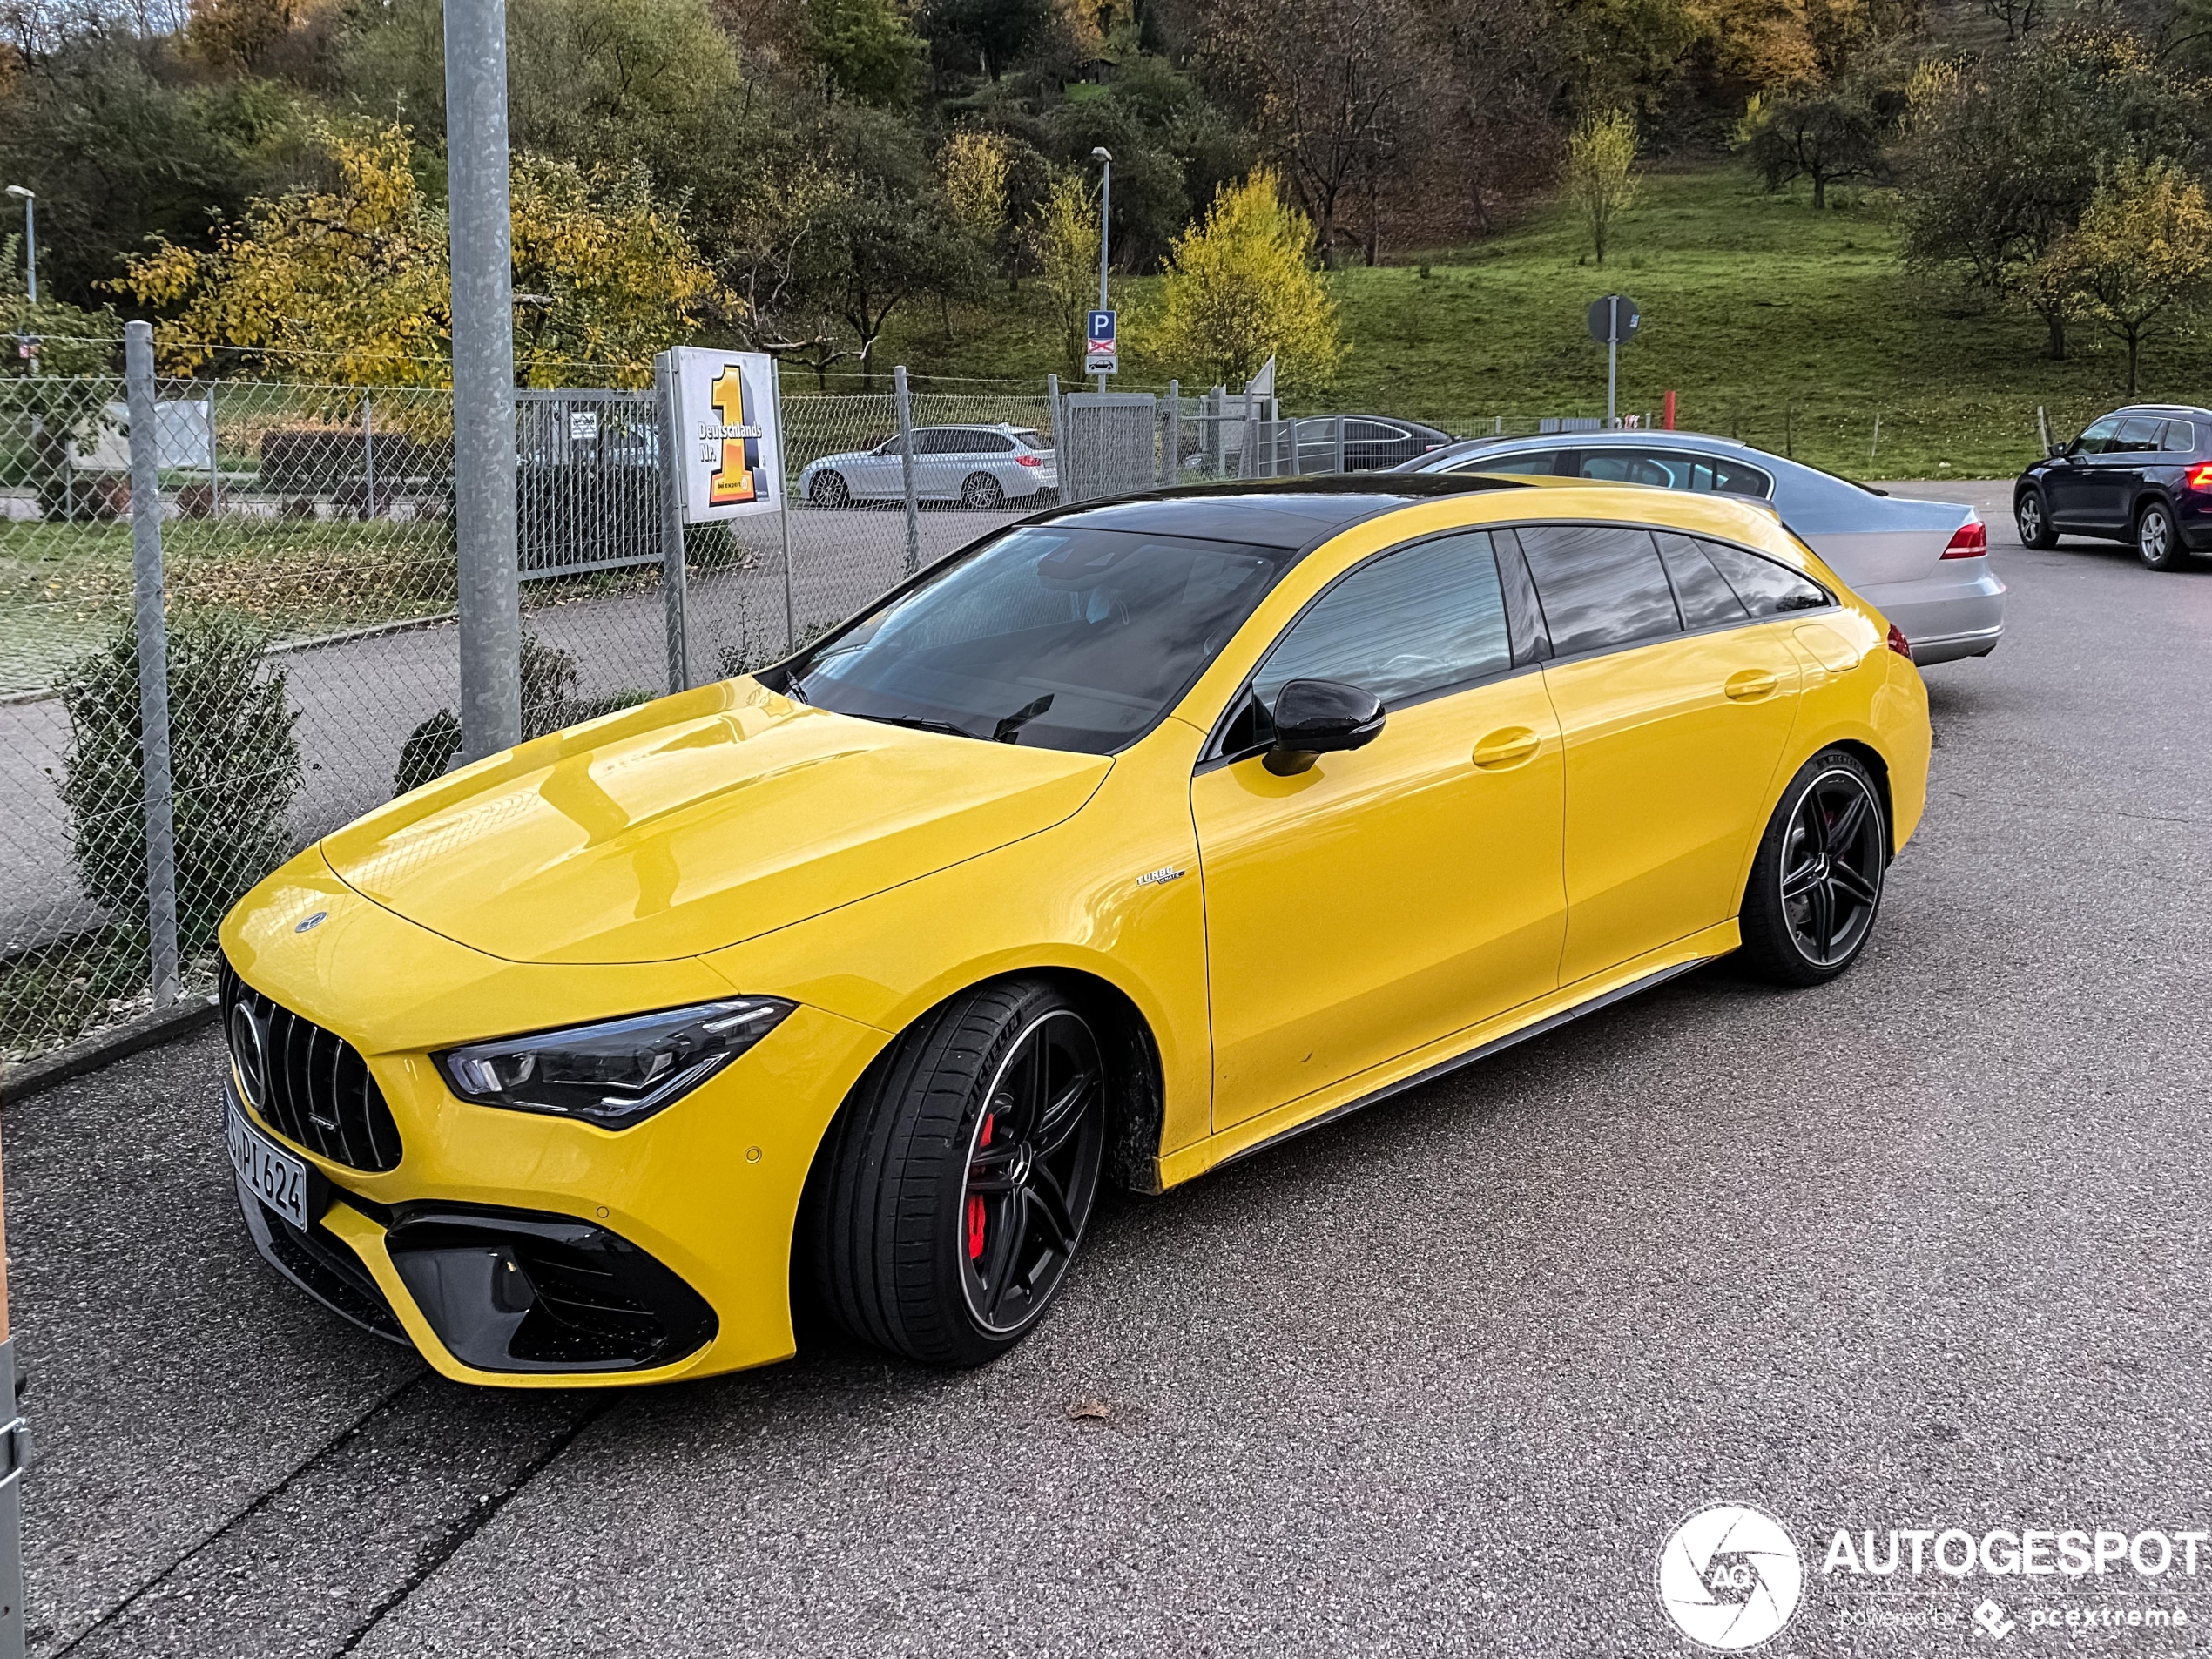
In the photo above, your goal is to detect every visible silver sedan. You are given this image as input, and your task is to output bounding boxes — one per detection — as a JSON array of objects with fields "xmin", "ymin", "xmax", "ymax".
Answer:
[{"xmin": 1397, "ymin": 431, "xmax": 2006, "ymax": 664}]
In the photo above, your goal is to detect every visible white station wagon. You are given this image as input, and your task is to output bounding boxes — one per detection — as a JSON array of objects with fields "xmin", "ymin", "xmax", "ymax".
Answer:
[{"xmin": 799, "ymin": 424, "xmax": 1058, "ymax": 510}]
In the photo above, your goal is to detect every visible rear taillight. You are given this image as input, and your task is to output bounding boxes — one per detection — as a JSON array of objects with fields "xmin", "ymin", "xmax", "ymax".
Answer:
[
  {"xmin": 1940, "ymin": 520, "xmax": 1987, "ymax": 559},
  {"xmin": 1887, "ymin": 624, "xmax": 1913, "ymax": 661},
  {"xmin": 1015, "ymin": 454, "xmax": 1042, "ymax": 468},
  {"xmin": 2186, "ymin": 462, "xmax": 2212, "ymax": 492}
]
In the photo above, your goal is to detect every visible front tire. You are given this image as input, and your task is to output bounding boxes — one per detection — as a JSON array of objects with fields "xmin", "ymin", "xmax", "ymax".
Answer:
[
  {"xmin": 2015, "ymin": 489, "xmax": 2057, "ymax": 549},
  {"xmin": 1737, "ymin": 751, "xmax": 1888, "ymax": 988},
  {"xmin": 803, "ymin": 979, "xmax": 1107, "ymax": 1366},
  {"xmin": 2137, "ymin": 499, "xmax": 2190, "ymax": 570}
]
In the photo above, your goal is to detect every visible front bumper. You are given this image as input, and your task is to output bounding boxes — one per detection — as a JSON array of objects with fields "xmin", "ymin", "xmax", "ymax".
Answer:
[{"xmin": 219, "ymin": 851, "xmax": 892, "ymax": 1387}]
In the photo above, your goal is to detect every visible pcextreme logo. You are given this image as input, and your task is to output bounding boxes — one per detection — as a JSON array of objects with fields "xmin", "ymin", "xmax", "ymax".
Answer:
[{"xmin": 1656, "ymin": 1504, "xmax": 1804, "ymax": 1651}]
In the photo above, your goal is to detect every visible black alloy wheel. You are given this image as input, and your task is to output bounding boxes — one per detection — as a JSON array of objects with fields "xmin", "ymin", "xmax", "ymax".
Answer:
[
  {"xmin": 1737, "ymin": 750, "xmax": 1888, "ymax": 987},
  {"xmin": 809, "ymin": 470, "xmax": 851, "ymax": 509},
  {"xmin": 961, "ymin": 471, "xmax": 1005, "ymax": 510},
  {"xmin": 803, "ymin": 978, "xmax": 1107, "ymax": 1366},
  {"xmin": 2015, "ymin": 489, "xmax": 2057, "ymax": 550},
  {"xmin": 2137, "ymin": 500, "xmax": 2190, "ymax": 571}
]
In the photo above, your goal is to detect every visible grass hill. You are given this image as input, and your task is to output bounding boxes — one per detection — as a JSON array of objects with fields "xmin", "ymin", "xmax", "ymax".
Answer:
[{"xmin": 880, "ymin": 164, "xmax": 2212, "ymax": 479}]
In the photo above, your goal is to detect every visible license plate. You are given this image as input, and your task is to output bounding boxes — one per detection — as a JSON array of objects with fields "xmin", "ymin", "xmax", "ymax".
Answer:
[{"xmin": 227, "ymin": 1096, "xmax": 309, "ymax": 1231}]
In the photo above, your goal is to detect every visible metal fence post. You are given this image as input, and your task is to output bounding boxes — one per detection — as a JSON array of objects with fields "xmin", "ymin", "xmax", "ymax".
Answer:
[
  {"xmin": 206, "ymin": 383, "xmax": 219, "ymax": 516},
  {"xmin": 894, "ymin": 365, "xmax": 920, "ymax": 577},
  {"xmin": 1163, "ymin": 379, "xmax": 1178, "ymax": 487},
  {"xmin": 652, "ymin": 351, "xmax": 689, "ymax": 694},
  {"xmin": 0, "ymin": 1150, "xmax": 24, "ymax": 1659},
  {"xmin": 124, "ymin": 321, "xmax": 180, "ymax": 1009},
  {"xmin": 445, "ymin": 0, "xmax": 522, "ymax": 760},
  {"xmin": 772, "ymin": 357, "xmax": 794, "ymax": 651},
  {"xmin": 361, "ymin": 392, "xmax": 376, "ymax": 521},
  {"xmin": 1333, "ymin": 414, "xmax": 1346, "ymax": 475}
]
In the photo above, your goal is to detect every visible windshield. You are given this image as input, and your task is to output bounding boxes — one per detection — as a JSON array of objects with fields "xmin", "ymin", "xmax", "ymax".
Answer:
[{"xmin": 786, "ymin": 524, "xmax": 1294, "ymax": 753}]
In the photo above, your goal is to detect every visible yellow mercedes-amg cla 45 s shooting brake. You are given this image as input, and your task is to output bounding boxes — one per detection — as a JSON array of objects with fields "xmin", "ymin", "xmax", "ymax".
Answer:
[{"xmin": 219, "ymin": 476, "xmax": 1930, "ymax": 1387}]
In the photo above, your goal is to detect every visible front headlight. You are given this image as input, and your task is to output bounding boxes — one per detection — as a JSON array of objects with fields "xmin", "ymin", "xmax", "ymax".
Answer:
[{"xmin": 434, "ymin": 997, "xmax": 796, "ymax": 1129}]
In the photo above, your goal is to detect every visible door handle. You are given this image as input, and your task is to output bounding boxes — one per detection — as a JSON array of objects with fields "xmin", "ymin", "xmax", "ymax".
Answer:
[
  {"xmin": 1723, "ymin": 669, "xmax": 1780, "ymax": 702},
  {"xmin": 1472, "ymin": 727, "xmax": 1541, "ymax": 769}
]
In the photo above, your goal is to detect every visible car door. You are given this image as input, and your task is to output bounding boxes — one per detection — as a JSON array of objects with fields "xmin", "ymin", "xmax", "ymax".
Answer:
[
  {"xmin": 1192, "ymin": 529, "xmax": 1567, "ymax": 1130},
  {"xmin": 1517, "ymin": 522, "xmax": 1809, "ymax": 986},
  {"xmin": 911, "ymin": 428, "xmax": 967, "ymax": 498},
  {"xmin": 2092, "ymin": 417, "xmax": 2163, "ymax": 529},
  {"xmin": 2045, "ymin": 417, "xmax": 2118, "ymax": 528}
]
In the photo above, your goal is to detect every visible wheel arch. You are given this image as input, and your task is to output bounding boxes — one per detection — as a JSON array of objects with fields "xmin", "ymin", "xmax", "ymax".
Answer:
[{"xmin": 1827, "ymin": 738, "xmax": 1896, "ymax": 859}]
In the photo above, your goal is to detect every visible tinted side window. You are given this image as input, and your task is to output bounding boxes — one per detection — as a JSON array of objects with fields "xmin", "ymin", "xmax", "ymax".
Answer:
[
  {"xmin": 918, "ymin": 430, "xmax": 974, "ymax": 455},
  {"xmin": 2075, "ymin": 416, "xmax": 2121, "ymax": 455},
  {"xmin": 1696, "ymin": 538, "xmax": 1829, "ymax": 617},
  {"xmin": 1578, "ymin": 450, "xmax": 1680, "ymax": 488},
  {"xmin": 2161, "ymin": 420, "xmax": 2197, "ymax": 453},
  {"xmin": 1252, "ymin": 530, "xmax": 1513, "ymax": 710},
  {"xmin": 1655, "ymin": 532, "xmax": 1750, "ymax": 627},
  {"xmin": 2114, "ymin": 417, "xmax": 2164, "ymax": 453},
  {"xmin": 1516, "ymin": 523, "xmax": 1682, "ymax": 656},
  {"xmin": 1451, "ymin": 448, "xmax": 1562, "ymax": 477}
]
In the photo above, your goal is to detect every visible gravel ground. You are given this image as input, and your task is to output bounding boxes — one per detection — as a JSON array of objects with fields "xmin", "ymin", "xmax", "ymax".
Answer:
[{"xmin": 13, "ymin": 481, "xmax": 2212, "ymax": 1657}]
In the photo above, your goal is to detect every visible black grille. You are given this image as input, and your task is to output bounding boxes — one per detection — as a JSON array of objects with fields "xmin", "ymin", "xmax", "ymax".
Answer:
[{"xmin": 219, "ymin": 955, "xmax": 402, "ymax": 1172}]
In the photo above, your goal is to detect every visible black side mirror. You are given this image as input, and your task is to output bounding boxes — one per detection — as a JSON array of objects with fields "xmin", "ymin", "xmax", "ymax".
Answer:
[{"xmin": 1264, "ymin": 678, "xmax": 1386, "ymax": 775}]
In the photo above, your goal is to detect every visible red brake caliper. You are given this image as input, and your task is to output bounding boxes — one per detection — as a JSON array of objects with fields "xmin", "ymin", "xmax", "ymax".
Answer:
[{"xmin": 967, "ymin": 1113, "xmax": 992, "ymax": 1260}]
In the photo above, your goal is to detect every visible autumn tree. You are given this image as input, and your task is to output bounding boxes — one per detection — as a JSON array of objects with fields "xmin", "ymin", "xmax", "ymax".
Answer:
[
  {"xmin": 1741, "ymin": 84, "xmax": 1884, "ymax": 207},
  {"xmin": 1565, "ymin": 108, "xmax": 1639, "ymax": 265},
  {"xmin": 805, "ymin": 0, "xmax": 925, "ymax": 105},
  {"xmin": 1030, "ymin": 168, "xmax": 1100, "ymax": 375},
  {"xmin": 2040, "ymin": 157, "xmax": 2212, "ymax": 394},
  {"xmin": 941, "ymin": 129, "xmax": 1013, "ymax": 245},
  {"xmin": 118, "ymin": 124, "xmax": 718, "ymax": 386},
  {"xmin": 1899, "ymin": 26, "xmax": 2208, "ymax": 358},
  {"xmin": 1149, "ymin": 166, "xmax": 1343, "ymax": 389}
]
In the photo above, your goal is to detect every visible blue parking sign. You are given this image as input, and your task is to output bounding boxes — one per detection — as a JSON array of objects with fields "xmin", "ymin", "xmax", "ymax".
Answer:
[{"xmin": 1085, "ymin": 309, "xmax": 1117, "ymax": 374}]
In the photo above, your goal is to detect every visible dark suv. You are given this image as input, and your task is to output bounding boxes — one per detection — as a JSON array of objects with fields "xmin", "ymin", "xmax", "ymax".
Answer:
[{"xmin": 2014, "ymin": 405, "xmax": 2212, "ymax": 570}]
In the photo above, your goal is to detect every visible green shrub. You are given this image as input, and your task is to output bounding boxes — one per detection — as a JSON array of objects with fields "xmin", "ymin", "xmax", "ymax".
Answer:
[{"xmin": 58, "ymin": 612, "xmax": 303, "ymax": 958}]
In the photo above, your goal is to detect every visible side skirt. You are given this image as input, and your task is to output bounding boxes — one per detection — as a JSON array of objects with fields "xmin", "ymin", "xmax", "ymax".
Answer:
[{"xmin": 1207, "ymin": 957, "xmax": 1712, "ymax": 1176}]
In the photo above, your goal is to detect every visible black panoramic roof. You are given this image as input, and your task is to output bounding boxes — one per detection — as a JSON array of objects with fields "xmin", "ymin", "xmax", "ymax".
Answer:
[{"xmin": 1033, "ymin": 475, "xmax": 1529, "ymax": 550}]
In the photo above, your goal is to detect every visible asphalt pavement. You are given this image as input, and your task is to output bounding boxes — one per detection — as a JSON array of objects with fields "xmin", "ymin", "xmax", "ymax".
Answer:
[{"xmin": 13, "ymin": 482, "xmax": 2212, "ymax": 1656}]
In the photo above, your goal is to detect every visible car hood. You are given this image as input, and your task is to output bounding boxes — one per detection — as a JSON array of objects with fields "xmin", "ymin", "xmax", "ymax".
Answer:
[{"xmin": 321, "ymin": 679, "xmax": 1111, "ymax": 966}]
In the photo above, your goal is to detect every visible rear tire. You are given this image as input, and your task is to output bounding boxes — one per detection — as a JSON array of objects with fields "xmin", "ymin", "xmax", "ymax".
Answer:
[
  {"xmin": 803, "ymin": 978, "xmax": 1106, "ymax": 1366},
  {"xmin": 1737, "ymin": 750, "xmax": 1888, "ymax": 988},
  {"xmin": 961, "ymin": 471, "xmax": 1005, "ymax": 509},
  {"xmin": 2137, "ymin": 499, "xmax": 2190, "ymax": 570},
  {"xmin": 809, "ymin": 470, "xmax": 851, "ymax": 509},
  {"xmin": 2015, "ymin": 489, "xmax": 2057, "ymax": 550}
]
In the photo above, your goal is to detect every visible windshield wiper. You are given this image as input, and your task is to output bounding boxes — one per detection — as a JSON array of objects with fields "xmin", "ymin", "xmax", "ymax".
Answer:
[
  {"xmin": 861, "ymin": 711, "xmax": 981, "ymax": 740},
  {"xmin": 992, "ymin": 693, "xmax": 1055, "ymax": 743}
]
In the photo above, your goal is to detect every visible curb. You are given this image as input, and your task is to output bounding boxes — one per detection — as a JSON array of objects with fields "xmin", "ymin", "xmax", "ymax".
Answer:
[{"xmin": 1, "ymin": 995, "xmax": 221, "ymax": 1105}]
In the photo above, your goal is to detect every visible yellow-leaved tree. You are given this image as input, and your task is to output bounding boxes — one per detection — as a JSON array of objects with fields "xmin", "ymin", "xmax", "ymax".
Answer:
[
  {"xmin": 119, "ymin": 123, "xmax": 718, "ymax": 387},
  {"xmin": 1030, "ymin": 169, "xmax": 1101, "ymax": 377},
  {"xmin": 1564, "ymin": 110, "xmax": 1640, "ymax": 266},
  {"xmin": 1148, "ymin": 168, "xmax": 1343, "ymax": 392},
  {"xmin": 2037, "ymin": 156, "xmax": 2212, "ymax": 396}
]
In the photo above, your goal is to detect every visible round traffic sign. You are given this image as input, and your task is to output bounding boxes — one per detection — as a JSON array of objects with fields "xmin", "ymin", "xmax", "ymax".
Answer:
[{"xmin": 1587, "ymin": 295, "xmax": 1642, "ymax": 346}]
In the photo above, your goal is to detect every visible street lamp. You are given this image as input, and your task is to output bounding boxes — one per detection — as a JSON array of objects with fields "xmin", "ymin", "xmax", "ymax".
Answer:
[{"xmin": 1090, "ymin": 147, "xmax": 1111, "ymax": 393}]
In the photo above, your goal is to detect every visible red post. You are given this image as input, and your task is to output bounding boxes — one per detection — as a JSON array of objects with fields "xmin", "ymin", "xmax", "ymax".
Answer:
[{"xmin": 1662, "ymin": 390, "xmax": 1677, "ymax": 430}]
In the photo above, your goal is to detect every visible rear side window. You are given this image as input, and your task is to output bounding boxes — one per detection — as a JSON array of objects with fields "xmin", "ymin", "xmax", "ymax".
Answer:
[
  {"xmin": 1654, "ymin": 532, "xmax": 1750, "ymax": 627},
  {"xmin": 1013, "ymin": 428, "xmax": 1050, "ymax": 450},
  {"xmin": 1575, "ymin": 449, "xmax": 1771, "ymax": 497},
  {"xmin": 1696, "ymin": 538, "xmax": 1829, "ymax": 617},
  {"xmin": 2161, "ymin": 420, "xmax": 2197, "ymax": 453},
  {"xmin": 1451, "ymin": 448, "xmax": 1563, "ymax": 477},
  {"xmin": 1514, "ymin": 523, "xmax": 1682, "ymax": 656},
  {"xmin": 1251, "ymin": 530, "xmax": 1513, "ymax": 711}
]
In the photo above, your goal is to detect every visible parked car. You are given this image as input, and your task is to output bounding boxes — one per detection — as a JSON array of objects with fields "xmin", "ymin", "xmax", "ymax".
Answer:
[
  {"xmin": 1287, "ymin": 415, "xmax": 1456, "ymax": 472},
  {"xmin": 1399, "ymin": 430, "xmax": 2006, "ymax": 664},
  {"xmin": 799, "ymin": 424, "xmax": 1055, "ymax": 510},
  {"xmin": 2013, "ymin": 404, "xmax": 2212, "ymax": 571},
  {"xmin": 219, "ymin": 474, "xmax": 1928, "ymax": 1385}
]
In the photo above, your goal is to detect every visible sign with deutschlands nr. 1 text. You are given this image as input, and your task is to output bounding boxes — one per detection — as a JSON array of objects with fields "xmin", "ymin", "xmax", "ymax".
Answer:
[{"xmin": 675, "ymin": 347, "xmax": 783, "ymax": 523}]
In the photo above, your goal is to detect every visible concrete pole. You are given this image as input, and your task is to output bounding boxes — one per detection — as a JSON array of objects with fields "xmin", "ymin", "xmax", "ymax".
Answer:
[
  {"xmin": 772, "ymin": 358, "xmax": 795, "ymax": 649},
  {"xmin": 1163, "ymin": 379, "xmax": 1178, "ymax": 487},
  {"xmin": 444, "ymin": 0, "xmax": 521, "ymax": 760},
  {"xmin": 894, "ymin": 365, "xmax": 920, "ymax": 577},
  {"xmin": 653, "ymin": 352, "xmax": 689, "ymax": 694},
  {"xmin": 124, "ymin": 321, "xmax": 180, "ymax": 1010}
]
